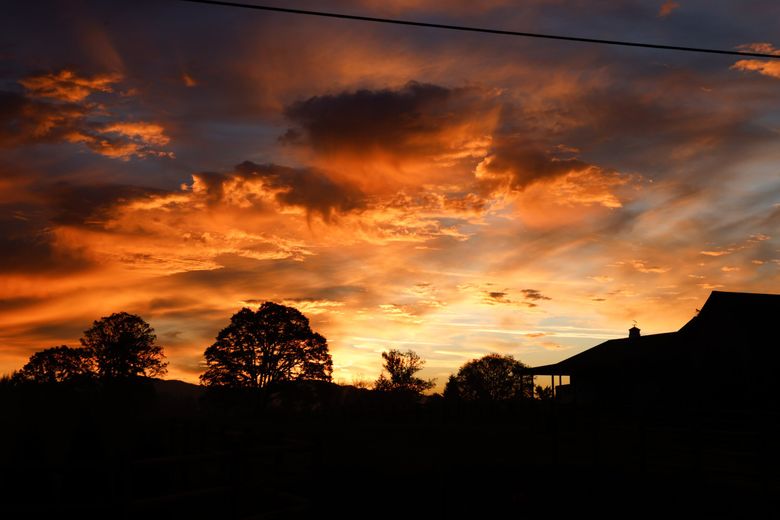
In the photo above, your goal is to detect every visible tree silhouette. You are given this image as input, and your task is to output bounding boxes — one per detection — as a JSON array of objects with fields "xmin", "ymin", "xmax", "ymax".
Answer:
[
  {"xmin": 374, "ymin": 349, "xmax": 435, "ymax": 394},
  {"xmin": 14, "ymin": 345, "xmax": 96, "ymax": 384},
  {"xmin": 535, "ymin": 385, "xmax": 553, "ymax": 401},
  {"xmin": 200, "ymin": 302, "xmax": 333, "ymax": 388},
  {"xmin": 80, "ymin": 312, "xmax": 167, "ymax": 380},
  {"xmin": 444, "ymin": 354, "xmax": 533, "ymax": 401}
]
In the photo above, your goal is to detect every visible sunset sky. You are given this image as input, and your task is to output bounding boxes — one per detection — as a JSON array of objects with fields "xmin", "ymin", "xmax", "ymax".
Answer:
[{"xmin": 1, "ymin": 0, "xmax": 779, "ymax": 387}]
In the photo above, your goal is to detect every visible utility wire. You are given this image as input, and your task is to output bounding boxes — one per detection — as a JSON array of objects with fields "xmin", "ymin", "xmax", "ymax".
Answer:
[{"xmin": 177, "ymin": 0, "xmax": 780, "ymax": 60}]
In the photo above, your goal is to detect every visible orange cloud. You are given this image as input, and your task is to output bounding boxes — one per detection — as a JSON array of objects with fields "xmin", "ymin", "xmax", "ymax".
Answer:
[
  {"xmin": 65, "ymin": 122, "xmax": 174, "ymax": 160},
  {"xmin": 19, "ymin": 69, "xmax": 121, "ymax": 102},
  {"xmin": 732, "ymin": 59, "xmax": 780, "ymax": 79},
  {"xmin": 2, "ymin": 70, "xmax": 172, "ymax": 160},
  {"xmin": 181, "ymin": 73, "xmax": 198, "ymax": 87},
  {"xmin": 631, "ymin": 260, "xmax": 670, "ymax": 274},
  {"xmin": 279, "ymin": 82, "xmax": 636, "ymax": 228},
  {"xmin": 281, "ymin": 81, "xmax": 500, "ymax": 194},
  {"xmin": 732, "ymin": 43, "xmax": 780, "ymax": 79},
  {"xmin": 658, "ymin": 1, "xmax": 680, "ymax": 18}
]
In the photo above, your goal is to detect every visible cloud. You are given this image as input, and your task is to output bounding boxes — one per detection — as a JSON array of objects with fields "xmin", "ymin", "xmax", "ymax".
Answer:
[
  {"xmin": 282, "ymin": 81, "xmax": 636, "ymax": 220},
  {"xmin": 631, "ymin": 260, "xmax": 670, "ymax": 274},
  {"xmin": 0, "ymin": 70, "xmax": 172, "ymax": 160},
  {"xmin": 658, "ymin": 1, "xmax": 680, "ymax": 18},
  {"xmin": 732, "ymin": 60, "xmax": 780, "ymax": 79},
  {"xmin": 475, "ymin": 141, "xmax": 592, "ymax": 191},
  {"xmin": 735, "ymin": 43, "xmax": 780, "ymax": 56},
  {"xmin": 181, "ymin": 73, "xmax": 197, "ymax": 87},
  {"xmin": 0, "ymin": 90, "xmax": 89, "ymax": 147},
  {"xmin": 481, "ymin": 288, "xmax": 550, "ymax": 308},
  {"xmin": 233, "ymin": 161, "xmax": 366, "ymax": 220},
  {"xmin": 280, "ymin": 81, "xmax": 499, "ymax": 195},
  {"xmin": 65, "ymin": 121, "xmax": 173, "ymax": 160},
  {"xmin": 378, "ymin": 303, "xmax": 424, "ymax": 324},
  {"xmin": 282, "ymin": 81, "xmax": 496, "ymax": 160},
  {"xmin": 0, "ymin": 214, "xmax": 92, "ymax": 275},
  {"xmin": 44, "ymin": 156, "xmax": 485, "ymax": 286},
  {"xmin": 520, "ymin": 289, "xmax": 551, "ymax": 302},
  {"xmin": 0, "ymin": 180, "xmax": 163, "ymax": 276},
  {"xmin": 485, "ymin": 291, "xmax": 512, "ymax": 304},
  {"xmin": 19, "ymin": 69, "xmax": 121, "ymax": 102},
  {"xmin": 549, "ymin": 168, "xmax": 634, "ymax": 208},
  {"xmin": 276, "ymin": 298, "xmax": 346, "ymax": 315},
  {"xmin": 732, "ymin": 43, "xmax": 780, "ymax": 79},
  {"xmin": 171, "ymin": 162, "xmax": 367, "ymax": 222}
]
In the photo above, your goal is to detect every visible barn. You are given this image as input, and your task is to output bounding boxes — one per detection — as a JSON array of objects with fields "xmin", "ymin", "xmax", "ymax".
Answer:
[{"xmin": 528, "ymin": 291, "xmax": 780, "ymax": 409}]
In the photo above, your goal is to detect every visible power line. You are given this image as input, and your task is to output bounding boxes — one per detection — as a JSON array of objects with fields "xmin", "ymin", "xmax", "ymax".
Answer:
[{"xmin": 177, "ymin": 0, "xmax": 780, "ymax": 60}]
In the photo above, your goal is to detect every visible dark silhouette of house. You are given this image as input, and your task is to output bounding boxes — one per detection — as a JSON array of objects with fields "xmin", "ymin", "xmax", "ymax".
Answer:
[{"xmin": 529, "ymin": 291, "xmax": 780, "ymax": 409}]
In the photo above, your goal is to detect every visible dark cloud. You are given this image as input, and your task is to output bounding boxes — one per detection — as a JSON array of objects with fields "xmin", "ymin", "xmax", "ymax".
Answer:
[
  {"xmin": 226, "ymin": 161, "xmax": 366, "ymax": 219},
  {"xmin": 0, "ymin": 90, "xmax": 88, "ymax": 147},
  {"xmin": 41, "ymin": 182, "xmax": 165, "ymax": 226},
  {"xmin": 478, "ymin": 139, "xmax": 595, "ymax": 190},
  {"xmin": 520, "ymin": 289, "xmax": 552, "ymax": 307},
  {"xmin": 286, "ymin": 285, "xmax": 368, "ymax": 301},
  {"xmin": 281, "ymin": 81, "xmax": 494, "ymax": 158},
  {"xmin": 521, "ymin": 289, "xmax": 551, "ymax": 301},
  {"xmin": 146, "ymin": 297, "xmax": 201, "ymax": 312},
  {"xmin": 482, "ymin": 288, "xmax": 551, "ymax": 307},
  {"xmin": 0, "ymin": 180, "xmax": 166, "ymax": 275},
  {"xmin": 1, "ymin": 317, "xmax": 87, "ymax": 349},
  {"xmin": 487, "ymin": 291, "xmax": 509, "ymax": 302},
  {"xmin": 0, "ymin": 209, "xmax": 92, "ymax": 274},
  {"xmin": 0, "ymin": 297, "xmax": 41, "ymax": 312}
]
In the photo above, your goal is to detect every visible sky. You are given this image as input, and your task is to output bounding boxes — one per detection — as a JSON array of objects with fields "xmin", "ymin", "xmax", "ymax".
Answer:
[{"xmin": 1, "ymin": 0, "xmax": 779, "ymax": 388}]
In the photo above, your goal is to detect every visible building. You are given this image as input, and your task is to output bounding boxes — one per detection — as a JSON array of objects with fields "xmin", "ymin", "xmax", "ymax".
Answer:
[{"xmin": 528, "ymin": 291, "xmax": 780, "ymax": 409}]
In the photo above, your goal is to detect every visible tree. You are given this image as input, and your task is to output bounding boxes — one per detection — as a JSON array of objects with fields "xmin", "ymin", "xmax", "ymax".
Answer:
[
  {"xmin": 14, "ymin": 345, "xmax": 96, "ymax": 384},
  {"xmin": 535, "ymin": 385, "xmax": 553, "ymax": 401},
  {"xmin": 443, "ymin": 354, "xmax": 533, "ymax": 401},
  {"xmin": 200, "ymin": 302, "xmax": 333, "ymax": 388},
  {"xmin": 80, "ymin": 312, "xmax": 167, "ymax": 380},
  {"xmin": 374, "ymin": 349, "xmax": 435, "ymax": 394}
]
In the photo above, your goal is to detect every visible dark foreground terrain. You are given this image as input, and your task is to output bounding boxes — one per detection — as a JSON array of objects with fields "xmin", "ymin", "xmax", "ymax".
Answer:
[{"xmin": 1, "ymin": 379, "xmax": 778, "ymax": 519}]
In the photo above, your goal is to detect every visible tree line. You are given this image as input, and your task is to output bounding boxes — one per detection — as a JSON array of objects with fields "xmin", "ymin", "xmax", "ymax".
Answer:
[{"xmin": 9, "ymin": 301, "xmax": 548, "ymax": 401}]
